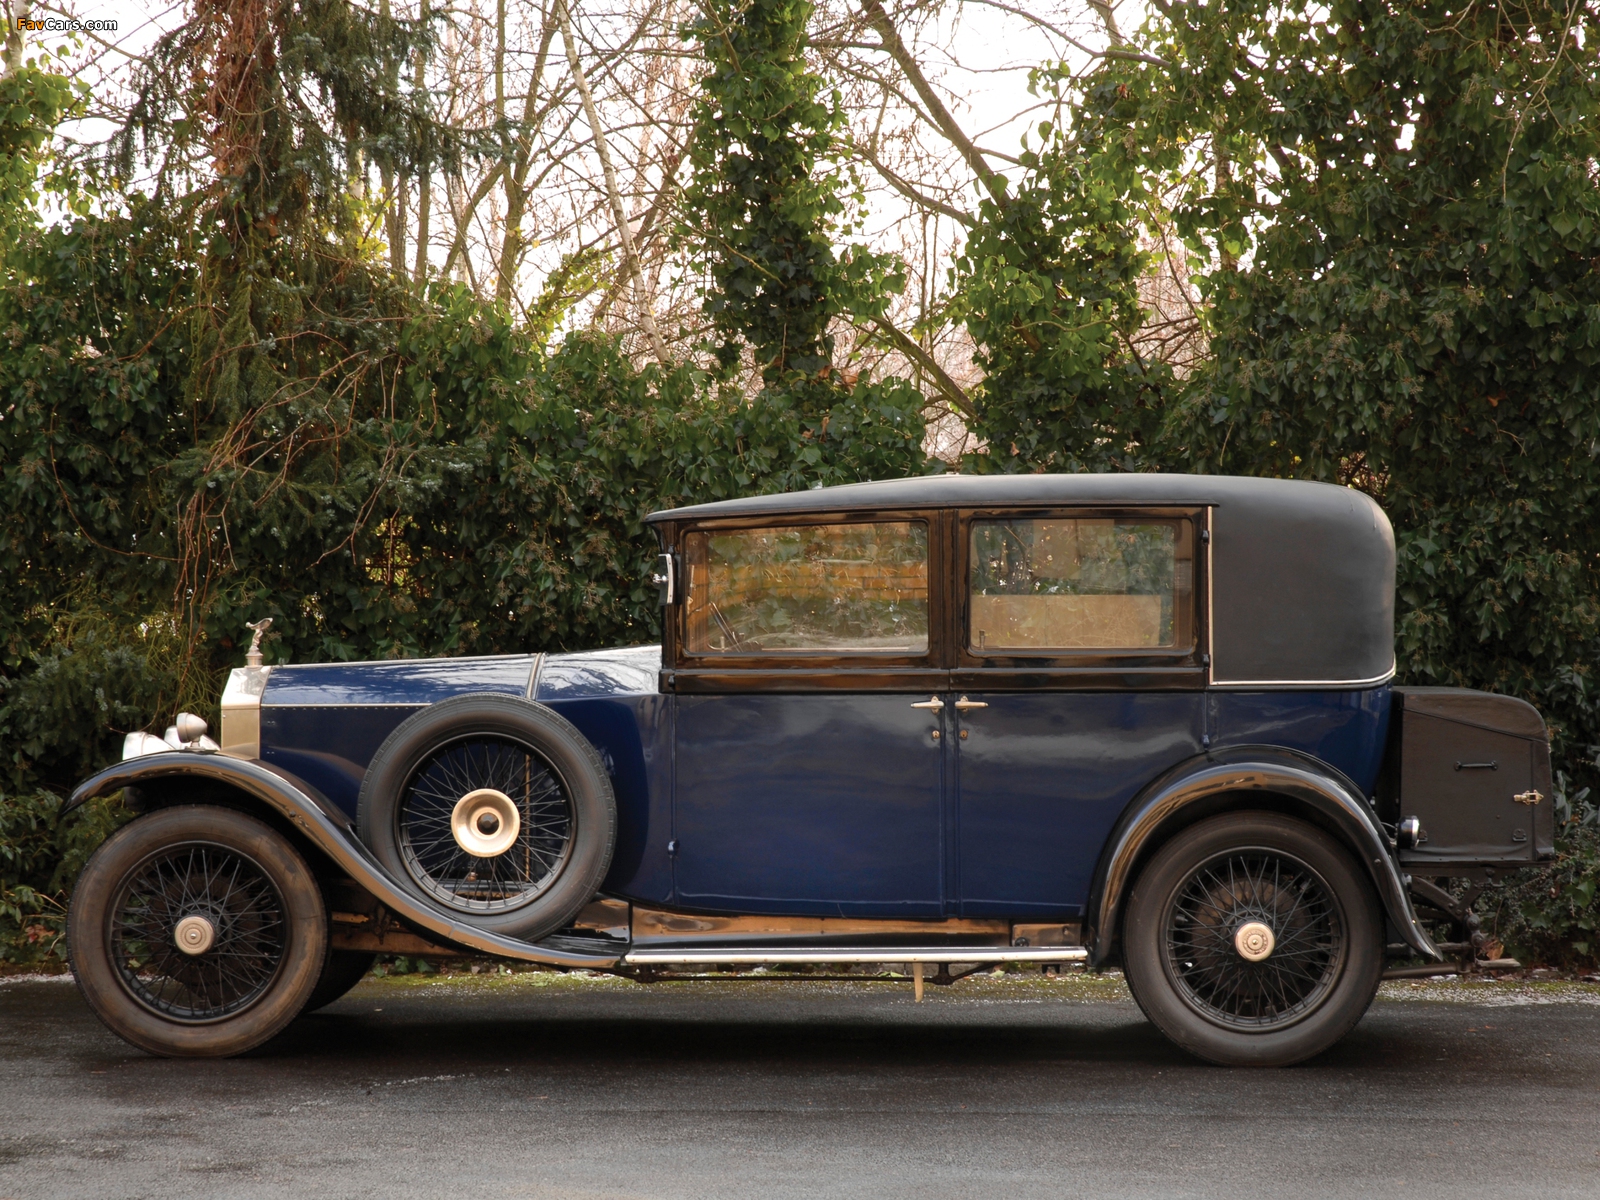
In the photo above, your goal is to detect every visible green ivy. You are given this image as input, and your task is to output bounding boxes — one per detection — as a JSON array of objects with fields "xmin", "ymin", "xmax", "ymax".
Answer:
[
  {"xmin": 679, "ymin": 0, "xmax": 904, "ymax": 391},
  {"xmin": 949, "ymin": 79, "xmax": 1175, "ymax": 473}
]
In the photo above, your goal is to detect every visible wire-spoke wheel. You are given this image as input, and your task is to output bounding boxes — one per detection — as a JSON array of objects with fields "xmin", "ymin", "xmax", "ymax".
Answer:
[
  {"xmin": 1123, "ymin": 811, "xmax": 1384, "ymax": 1067},
  {"xmin": 110, "ymin": 842, "xmax": 289, "ymax": 1021},
  {"xmin": 1163, "ymin": 849, "xmax": 1343, "ymax": 1030},
  {"xmin": 69, "ymin": 806, "xmax": 328, "ymax": 1057},
  {"xmin": 358, "ymin": 693, "xmax": 616, "ymax": 940},
  {"xmin": 397, "ymin": 735, "xmax": 574, "ymax": 913}
]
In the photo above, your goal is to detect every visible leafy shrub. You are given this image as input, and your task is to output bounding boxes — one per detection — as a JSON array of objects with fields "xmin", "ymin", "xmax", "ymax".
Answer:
[
  {"xmin": 0, "ymin": 790, "xmax": 127, "ymax": 967},
  {"xmin": 1483, "ymin": 774, "xmax": 1600, "ymax": 969}
]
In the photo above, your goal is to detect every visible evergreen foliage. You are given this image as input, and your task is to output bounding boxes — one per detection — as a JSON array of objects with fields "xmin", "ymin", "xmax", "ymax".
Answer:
[
  {"xmin": 679, "ymin": 0, "xmax": 904, "ymax": 393},
  {"xmin": 949, "ymin": 81, "xmax": 1173, "ymax": 472},
  {"xmin": 0, "ymin": 13, "xmax": 925, "ymax": 959}
]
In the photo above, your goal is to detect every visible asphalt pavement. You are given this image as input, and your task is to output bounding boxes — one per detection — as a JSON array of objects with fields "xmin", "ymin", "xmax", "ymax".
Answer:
[{"xmin": 2, "ymin": 969, "xmax": 1598, "ymax": 1200}]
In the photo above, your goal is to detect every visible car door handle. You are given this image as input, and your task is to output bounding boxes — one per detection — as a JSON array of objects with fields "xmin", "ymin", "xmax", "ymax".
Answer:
[
  {"xmin": 953, "ymin": 696, "xmax": 988, "ymax": 710},
  {"xmin": 909, "ymin": 697, "xmax": 944, "ymax": 710}
]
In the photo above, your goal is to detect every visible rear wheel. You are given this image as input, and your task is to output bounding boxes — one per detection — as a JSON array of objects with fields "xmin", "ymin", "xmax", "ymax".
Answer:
[
  {"xmin": 68, "ymin": 805, "xmax": 328, "ymax": 1057},
  {"xmin": 1122, "ymin": 811, "xmax": 1383, "ymax": 1067}
]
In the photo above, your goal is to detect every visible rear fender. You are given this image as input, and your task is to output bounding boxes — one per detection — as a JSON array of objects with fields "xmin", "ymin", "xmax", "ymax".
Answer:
[
  {"xmin": 1085, "ymin": 746, "xmax": 1440, "ymax": 968},
  {"xmin": 67, "ymin": 754, "xmax": 621, "ymax": 969}
]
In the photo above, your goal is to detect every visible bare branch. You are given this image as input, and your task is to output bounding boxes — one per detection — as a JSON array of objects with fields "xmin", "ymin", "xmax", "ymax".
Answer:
[
  {"xmin": 863, "ymin": 315, "xmax": 975, "ymax": 419},
  {"xmin": 858, "ymin": 0, "xmax": 1007, "ymax": 206},
  {"xmin": 557, "ymin": 0, "xmax": 670, "ymax": 363}
]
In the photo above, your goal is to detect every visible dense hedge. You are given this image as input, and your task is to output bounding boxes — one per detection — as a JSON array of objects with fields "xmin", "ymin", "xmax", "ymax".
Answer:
[{"xmin": 0, "ymin": 106, "xmax": 927, "ymax": 962}]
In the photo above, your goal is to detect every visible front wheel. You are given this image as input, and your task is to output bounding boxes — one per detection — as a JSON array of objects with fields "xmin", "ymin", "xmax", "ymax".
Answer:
[
  {"xmin": 68, "ymin": 805, "xmax": 329, "ymax": 1057},
  {"xmin": 1122, "ymin": 811, "xmax": 1384, "ymax": 1067}
]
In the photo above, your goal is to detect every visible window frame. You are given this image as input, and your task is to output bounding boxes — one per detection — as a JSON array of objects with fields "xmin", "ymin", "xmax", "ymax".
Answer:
[
  {"xmin": 954, "ymin": 506, "xmax": 1209, "ymax": 678},
  {"xmin": 664, "ymin": 509, "xmax": 950, "ymax": 690}
]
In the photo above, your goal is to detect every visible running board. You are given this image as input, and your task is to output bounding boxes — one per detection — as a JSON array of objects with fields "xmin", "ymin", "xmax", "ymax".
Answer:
[{"xmin": 621, "ymin": 946, "xmax": 1089, "ymax": 966}]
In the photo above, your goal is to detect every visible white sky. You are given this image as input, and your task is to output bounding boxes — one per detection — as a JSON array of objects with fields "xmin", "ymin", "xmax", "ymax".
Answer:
[
  {"xmin": 36, "ymin": 0, "xmax": 1140, "ymax": 175},
  {"xmin": 19, "ymin": 0, "xmax": 1145, "ymax": 332}
]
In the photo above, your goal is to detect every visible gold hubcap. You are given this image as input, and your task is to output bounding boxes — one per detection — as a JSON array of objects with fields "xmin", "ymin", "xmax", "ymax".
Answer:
[
  {"xmin": 174, "ymin": 914, "xmax": 216, "ymax": 956},
  {"xmin": 1233, "ymin": 920, "xmax": 1275, "ymax": 962},
  {"xmin": 450, "ymin": 788, "xmax": 521, "ymax": 857}
]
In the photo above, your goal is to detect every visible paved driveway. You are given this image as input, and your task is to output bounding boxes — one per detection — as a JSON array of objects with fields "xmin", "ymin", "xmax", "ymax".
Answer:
[{"xmin": 2, "ymin": 971, "xmax": 1598, "ymax": 1199}]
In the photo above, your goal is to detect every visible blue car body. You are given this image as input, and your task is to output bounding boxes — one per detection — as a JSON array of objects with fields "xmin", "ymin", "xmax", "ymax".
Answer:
[{"xmin": 248, "ymin": 654, "xmax": 1389, "ymax": 925}]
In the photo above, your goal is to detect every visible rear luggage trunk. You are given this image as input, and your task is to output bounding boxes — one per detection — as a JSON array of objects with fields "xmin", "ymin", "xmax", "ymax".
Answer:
[{"xmin": 1379, "ymin": 687, "xmax": 1554, "ymax": 867}]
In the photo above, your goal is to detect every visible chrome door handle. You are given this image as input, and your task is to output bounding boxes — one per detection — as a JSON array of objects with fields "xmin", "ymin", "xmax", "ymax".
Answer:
[
  {"xmin": 909, "ymin": 697, "xmax": 944, "ymax": 711},
  {"xmin": 953, "ymin": 696, "xmax": 988, "ymax": 710}
]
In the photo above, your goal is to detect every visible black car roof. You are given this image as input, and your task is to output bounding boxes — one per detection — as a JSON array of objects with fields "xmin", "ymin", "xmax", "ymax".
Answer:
[
  {"xmin": 649, "ymin": 473, "xmax": 1396, "ymax": 689},
  {"xmin": 647, "ymin": 471, "xmax": 1357, "ymax": 522}
]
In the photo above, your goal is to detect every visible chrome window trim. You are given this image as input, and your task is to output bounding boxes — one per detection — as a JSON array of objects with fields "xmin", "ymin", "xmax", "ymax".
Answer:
[{"xmin": 1208, "ymin": 662, "xmax": 1398, "ymax": 690}]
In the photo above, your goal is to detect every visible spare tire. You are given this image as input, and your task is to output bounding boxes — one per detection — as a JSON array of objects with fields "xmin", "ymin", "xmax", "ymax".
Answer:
[{"xmin": 357, "ymin": 693, "xmax": 616, "ymax": 941}]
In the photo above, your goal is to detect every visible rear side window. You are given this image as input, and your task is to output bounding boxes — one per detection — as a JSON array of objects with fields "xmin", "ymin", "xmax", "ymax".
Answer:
[
  {"xmin": 969, "ymin": 517, "xmax": 1193, "ymax": 652},
  {"xmin": 683, "ymin": 522, "xmax": 928, "ymax": 655}
]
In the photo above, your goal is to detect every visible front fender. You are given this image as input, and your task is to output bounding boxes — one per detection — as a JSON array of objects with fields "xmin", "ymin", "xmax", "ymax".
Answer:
[
  {"xmin": 1085, "ymin": 746, "xmax": 1440, "ymax": 968},
  {"xmin": 68, "ymin": 754, "xmax": 621, "ymax": 969}
]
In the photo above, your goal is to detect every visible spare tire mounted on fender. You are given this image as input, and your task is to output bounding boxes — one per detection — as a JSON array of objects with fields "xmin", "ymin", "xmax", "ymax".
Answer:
[{"xmin": 357, "ymin": 693, "xmax": 616, "ymax": 941}]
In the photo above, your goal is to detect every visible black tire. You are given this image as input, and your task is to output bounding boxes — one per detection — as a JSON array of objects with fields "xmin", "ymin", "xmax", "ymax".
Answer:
[
  {"xmin": 304, "ymin": 950, "xmax": 376, "ymax": 1011},
  {"xmin": 67, "ymin": 805, "xmax": 329, "ymax": 1058},
  {"xmin": 1122, "ymin": 811, "xmax": 1384, "ymax": 1067},
  {"xmin": 357, "ymin": 693, "xmax": 615, "ymax": 941}
]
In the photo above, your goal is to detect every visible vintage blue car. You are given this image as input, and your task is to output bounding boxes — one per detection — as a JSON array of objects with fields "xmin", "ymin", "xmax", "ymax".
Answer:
[{"xmin": 64, "ymin": 474, "xmax": 1553, "ymax": 1065}]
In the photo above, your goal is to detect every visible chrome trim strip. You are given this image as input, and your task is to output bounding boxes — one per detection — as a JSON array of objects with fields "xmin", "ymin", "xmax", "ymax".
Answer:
[
  {"xmin": 526, "ymin": 652, "xmax": 547, "ymax": 700},
  {"xmin": 258, "ymin": 653, "xmax": 538, "ymax": 670},
  {"xmin": 1209, "ymin": 661, "xmax": 1397, "ymax": 689},
  {"xmin": 257, "ymin": 702, "xmax": 430, "ymax": 709},
  {"xmin": 622, "ymin": 946, "xmax": 1090, "ymax": 966}
]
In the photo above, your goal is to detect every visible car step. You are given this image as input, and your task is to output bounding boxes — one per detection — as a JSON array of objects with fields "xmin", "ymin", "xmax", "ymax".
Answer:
[
  {"xmin": 621, "ymin": 946, "xmax": 1089, "ymax": 966},
  {"xmin": 1382, "ymin": 958, "xmax": 1520, "ymax": 979}
]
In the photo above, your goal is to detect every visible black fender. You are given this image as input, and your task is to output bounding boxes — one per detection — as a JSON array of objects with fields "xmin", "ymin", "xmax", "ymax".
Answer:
[
  {"xmin": 67, "ymin": 753, "xmax": 622, "ymax": 969},
  {"xmin": 1085, "ymin": 746, "xmax": 1441, "ymax": 968}
]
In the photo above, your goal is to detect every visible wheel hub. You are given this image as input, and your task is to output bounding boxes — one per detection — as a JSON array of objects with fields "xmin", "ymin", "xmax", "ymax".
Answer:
[
  {"xmin": 450, "ymin": 788, "xmax": 521, "ymax": 857},
  {"xmin": 1233, "ymin": 919, "xmax": 1276, "ymax": 962},
  {"xmin": 173, "ymin": 914, "xmax": 217, "ymax": 956}
]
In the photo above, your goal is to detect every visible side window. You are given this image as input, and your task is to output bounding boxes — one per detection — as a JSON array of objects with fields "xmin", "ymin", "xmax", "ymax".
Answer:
[
  {"xmin": 969, "ymin": 517, "xmax": 1193, "ymax": 653},
  {"xmin": 683, "ymin": 521, "xmax": 929, "ymax": 656}
]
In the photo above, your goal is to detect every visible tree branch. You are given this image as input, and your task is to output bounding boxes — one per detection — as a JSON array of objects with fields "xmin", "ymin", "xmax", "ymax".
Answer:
[
  {"xmin": 557, "ymin": 0, "xmax": 669, "ymax": 363},
  {"xmin": 864, "ymin": 316, "xmax": 975, "ymax": 419},
  {"xmin": 851, "ymin": 137, "xmax": 973, "ymax": 225},
  {"xmin": 859, "ymin": 0, "xmax": 1007, "ymax": 207}
]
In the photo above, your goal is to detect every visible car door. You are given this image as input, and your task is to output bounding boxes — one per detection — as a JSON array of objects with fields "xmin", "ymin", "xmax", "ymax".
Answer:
[
  {"xmin": 951, "ymin": 509, "xmax": 1209, "ymax": 918},
  {"xmin": 666, "ymin": 513, "xmax": 952, "ymax": 917}
]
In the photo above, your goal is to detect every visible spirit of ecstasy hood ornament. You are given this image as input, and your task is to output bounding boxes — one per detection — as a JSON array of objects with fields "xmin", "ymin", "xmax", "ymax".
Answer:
[{"xmin": 244, "ymin": 617, "xmax": 273, "ymax": 668}]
